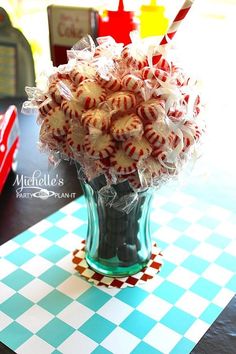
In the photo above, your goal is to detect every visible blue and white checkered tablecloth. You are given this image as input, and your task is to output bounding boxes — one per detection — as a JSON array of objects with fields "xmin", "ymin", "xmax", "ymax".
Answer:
[{"xmin": 1, "ymin": 189, "xmax": 236, "ymax": 354}]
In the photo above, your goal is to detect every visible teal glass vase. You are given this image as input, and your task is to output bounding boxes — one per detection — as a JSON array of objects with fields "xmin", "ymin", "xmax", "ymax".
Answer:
[{"xmin": 80, "ymin": 177, "xmax": 153, "ymax": 277}]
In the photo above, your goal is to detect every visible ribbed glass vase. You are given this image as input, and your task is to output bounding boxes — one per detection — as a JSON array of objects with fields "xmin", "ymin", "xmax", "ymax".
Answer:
[{"xmin": 80, "ymin": 177, "xmax": 153, "ymax": 277}]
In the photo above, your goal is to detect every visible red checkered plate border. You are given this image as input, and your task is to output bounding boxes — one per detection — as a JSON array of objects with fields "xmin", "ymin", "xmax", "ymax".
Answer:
[{"xmin": 72, "ymin": 240, "xmax": 163, "ymax": 288}]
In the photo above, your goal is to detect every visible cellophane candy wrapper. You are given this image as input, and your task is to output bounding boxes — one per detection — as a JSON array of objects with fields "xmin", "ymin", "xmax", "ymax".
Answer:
[{"xmin": 23, "ymin": 32, "xmax": 205, "ymax": 212}]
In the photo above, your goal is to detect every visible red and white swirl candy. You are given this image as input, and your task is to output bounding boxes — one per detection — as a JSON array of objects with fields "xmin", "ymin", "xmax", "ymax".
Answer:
[
  {"xmin": 83, "ymin": 133, "xmax": 115, "ymax": 159},
  {"xmin": 155, "ymin": 57, "xmax": 171, "ymax": 73},
  {"xmin": 183, "ymin": 121, "xmax": 202, "ymax": 142},
  {"xmin": 110, "ymin": 148, "xmax": 137, "ymax": 175},
  {"xmin": 121, "ymin": 74, "xmax": 143, "ymax": 93},
  {"xmin": 106, "ymin": 91, "xmax": 136, "ymax": 112},
  {"xmin": 151, "ymin": 146, "xmax": 167, "ymax": 160},
  {"xmin": 127, "ymin": 172, "xmax": 142, "ymax": 189},
  {"xmin": 171, "ymin": 64, "xmax": 189, "ymax": 86},
  {"xmin": 70, "ymin": 68, "xmax": 87, "ymax": 85},
  {"xmin": 67, "ymin": 120, "xmax": 87, "ymax": 154},
  {"xmin": 144, "ymin": 121, "xmax": 173, "ymax": 148},
  {"xmin": 48, "ymin": 79, "xmax": 75, "ymax": 104},
  {"xmin": 34, "ymin": 24, "xmax": 203, "ymax": 187},
  {"xmin": 80, "ymin": 108, "xmax": 110, "ymax": 132},
  {"xmin": 121, "ymin": 45, "xmax": 148, "ymax": 70},
  {"xmin": 70, "ymin": 63, "xmax": 96, "ymax": 85},
  {"xmin": 61, "ymin": 99, "xmax": 84, "ymax": 120},
  {"xmin": 94, "ymin": 157, "xmax": 111, "ymax": 173},
  {"xmin": 141, "ymin": 67, "xmax": 168, "ymax": 83},
  {"xmin": 168, "ymin": 108, "xmax": 185, "ymax": 122},
  {"xmin": 137, "ymin": 99, "xmax": 166, "ymax": 122},
  {"xmin": 122, "ymin": 136, "xmax": 152, "ymax": 161},
  {"xmin": 39, "ymin": 122, "xmax": 64, "ymax": 151},
  {"xmin": 111, "ymin": 113, "xmax": 143, "ymax": 141},
  {"xmin": 57, "ymin": 72, "xmax": 71, "ymax": 81},
  {"xmin": 76, "ymin": 80, "xmax": 106, "ymax": 110},
  {"xmin": 61, "ymin": 141, "xmax": 73, "ymax": 158},
  {"xmin": 183, "ymin": 94, "xmax": 200, "ymax": 106},
  {"xmin": 44, "ymin": 106, "xmax": 69, "ymax": 136},
  {"xmin": 38, "ymin": 98, "xmax": 58, "ymax": 117},
  {"xmin": 96, "ymin": 73, "xmax": 121, "ymax": 92},
  {"xmin": 182, "ymin": 94, "xmax": 201, "ymax": 117}
]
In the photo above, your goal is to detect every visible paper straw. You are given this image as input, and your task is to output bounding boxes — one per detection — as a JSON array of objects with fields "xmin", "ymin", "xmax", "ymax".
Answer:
[
  {"xmin": 160, "ymin": 0, "xmax": 195, "ymax": 45},
  {"xmin": 152, "ymin": 0, "xmax": 195, "ymax": 65}
]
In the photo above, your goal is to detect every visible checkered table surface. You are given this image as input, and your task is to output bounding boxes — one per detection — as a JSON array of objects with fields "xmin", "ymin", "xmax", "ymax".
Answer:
[{"xmin": 1, "ymin": 190, "xmax": 236, "ymax": 354}]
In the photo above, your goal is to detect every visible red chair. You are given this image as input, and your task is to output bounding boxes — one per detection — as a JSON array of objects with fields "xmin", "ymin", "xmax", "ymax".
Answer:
[{"xmin": 0, "ymin": 106, "xmax": 19, "ymax": 192}]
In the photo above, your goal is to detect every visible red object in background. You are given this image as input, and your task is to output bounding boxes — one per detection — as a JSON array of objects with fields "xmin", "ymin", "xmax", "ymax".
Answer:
[
  {"xmin": 0, "ymin": 106, "xmax": 19, "ymax": 192},
  {"xmin": 98, "ymin": 0, "xmax": 137, "ymax": 45},
  {"xmin": 47, "ymin": 6, "xmax": 98, "ymax": 67}
]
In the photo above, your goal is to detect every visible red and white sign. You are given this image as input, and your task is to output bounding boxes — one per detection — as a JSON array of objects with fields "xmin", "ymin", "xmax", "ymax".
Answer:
[{"xmin": 47, "ymin": 6, "xmax": 98, "ymax": 66}]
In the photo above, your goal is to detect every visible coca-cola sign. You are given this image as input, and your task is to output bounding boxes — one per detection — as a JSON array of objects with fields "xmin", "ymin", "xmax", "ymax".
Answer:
[{"xmin": 48, "ymin": 6, "xmax": 93, "ymax": 46}]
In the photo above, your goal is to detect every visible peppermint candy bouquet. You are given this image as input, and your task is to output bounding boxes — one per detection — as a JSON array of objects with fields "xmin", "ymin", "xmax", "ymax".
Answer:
[{"xmin": 23, "ymin": 0, "xmax": 205, "ymax": 277}]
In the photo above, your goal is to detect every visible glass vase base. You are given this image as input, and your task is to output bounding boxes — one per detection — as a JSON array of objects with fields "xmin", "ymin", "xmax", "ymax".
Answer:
[
  {"xmin": 81, "ymin": 178, "xmax": 153, "ymax": 278},
  {"xmin": 86, "ymin": 254, "xmax": 150, "ymax": 278}
]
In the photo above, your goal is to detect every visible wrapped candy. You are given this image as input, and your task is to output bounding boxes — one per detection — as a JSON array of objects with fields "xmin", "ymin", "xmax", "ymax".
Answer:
[
  {"xmin": 23, "ymin": 28, "xmax": 205, "ymax": 199},
  {"xmin": 22, "ymin": 0, "xmax": 205, "ymax": 277}
]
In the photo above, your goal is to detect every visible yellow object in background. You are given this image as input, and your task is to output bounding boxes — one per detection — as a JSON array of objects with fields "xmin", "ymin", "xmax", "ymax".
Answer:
[{"xmin": 139, "ymin": 0, "xmax": 169, "ymax": 38}]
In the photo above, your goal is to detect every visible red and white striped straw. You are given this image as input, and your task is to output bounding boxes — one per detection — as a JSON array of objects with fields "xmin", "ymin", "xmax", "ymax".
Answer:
[{"xmin": 160, "ymin": 0, "xmax": 195, "ymax": 45}]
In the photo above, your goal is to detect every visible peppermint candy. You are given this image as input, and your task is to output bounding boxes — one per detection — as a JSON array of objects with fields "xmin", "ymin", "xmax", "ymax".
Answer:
[
  {"xmin": 151, "ymin": 146, "xmax": 167, "ymax": 160},
  {"xmin": 67, "ymin": 120, "xmax": 87, "ymax": 154},
  {"xmin": 121, "ymin": 46, "xmax": 148, "ymax": 70},
  {"xmin": 44, "ymin": 106, "xmax": 69, "ymax": 136},
  {"xmin": 155, "ymin": 57, "xmax": 171, "ymax": 72},
  {"xmin": 80, "ymin": 108, "xmax": 110, "ymax": 131},
  {"xmin": 168, "ymin": 108, "xmax": 185, "ymax": 122},
  {"xmin": 61, "ymin": 141, "xmax": 73, "ymax": 158},
  {"xmin": 32, "ymin": 31, "xmax": 203, "ymax": 189},
  {"xmin": 144, "ymin": 121, "xmax": 172, "ymax": 148},
  {"xmin": 127, "ymin": 172, "xmax": 142, "ymax": 189},
  {"xmin": 70, "ymin": 63, "xmax": 96, "ymax": 84},
  {"xmin": 110, "ymin": 148, "xmax": 137, "ymax": 175},
  {"xmin": 83, "ymin": 133, "xmax": 115, "ymax": 159},
  {"xmin": 121, "ymin": 74, "xmax": 143, "ymax": 93},
  {"xmin": 38, "ymin": 99, "xmax": 58, "ymax": 117},
  {"xmin": 183, "ymin": 121, "xmax": 202, "ymax": 142},
  {"xmin": 76, "ymin": 80, "xmax": 107, "ymax": 109},
  {"xmin": 106, "ymin": 91, "xmax": 136, "ymax": 112},
  {"xmin": 111, "ymin": 113, "xmax": 143, "ymax": 141},
  {"xmin": 70, "ymin": 68, "xmax": 87, "ymax": 85},
  {"xmin": 137, "ymin": 99, "xmax": 166, "ymax": 122},
  {"xmin": 61, "ymin": 99, "xmax": 84, "ymax": 119},
  {"xmin": 39, "ymin": 122, "xmax": 63, "ymax": 151},
  {"xmin": 96, "ymin": 73, "xmax": 121, "ymax": 92},
  {"xmin": 141, "ymin": 67, "xmax": 168, "ymax": 82},
  {"xmin": 48, "ymin": 79, "xmax": 75, "ymax": 104},
  {"xmin": 183, "ymin": 94, "xmax": 200, "ymax": 107},
  {"xmin": 145, "ymin": 156, "xmax": 164, "ymax": 176},
  {"xmin": 122, "ymin": 137, "xmax": 152, "ymax": 160}
]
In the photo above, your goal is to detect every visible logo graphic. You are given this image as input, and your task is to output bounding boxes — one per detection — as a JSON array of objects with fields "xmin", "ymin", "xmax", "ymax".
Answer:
[{"xmin": 13, "ymin": 170, "xmax": 76, "ymax": 199}]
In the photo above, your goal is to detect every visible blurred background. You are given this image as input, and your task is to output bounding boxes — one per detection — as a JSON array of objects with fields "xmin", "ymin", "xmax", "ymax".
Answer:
[
  {"xmin": 1, "ymin": 0, "xmax": 235, "ymax": 82},
  {"xmin": 1, "ymin": 5, "xmax": 235, "ymax": 354},
  {"xmin": 1, "ymin": 0, "xmax": 236, "ymax": 236}
]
